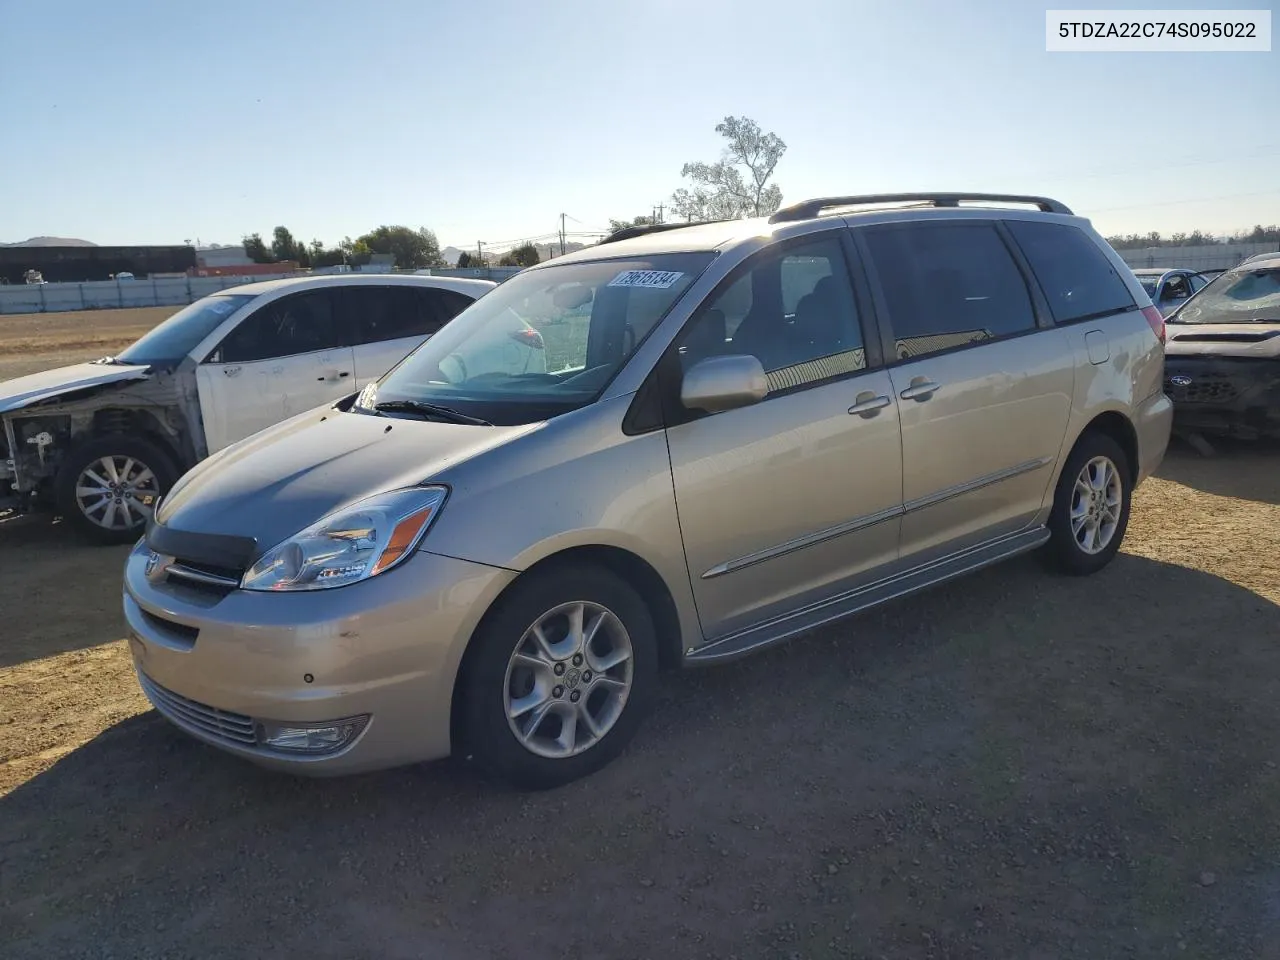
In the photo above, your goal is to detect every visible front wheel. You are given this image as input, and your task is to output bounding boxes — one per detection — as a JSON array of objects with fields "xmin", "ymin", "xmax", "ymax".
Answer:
[
  {"xmin": 457, "ymin": 565, "xmax": 658, "ymax": 789},
  {"xmin": 55, "ymin": 434, "xmax": 178, "ymax": 545},
  {"xmin": 1045, "ymin": 432, "xmax": 1132, "ymax": 576}
]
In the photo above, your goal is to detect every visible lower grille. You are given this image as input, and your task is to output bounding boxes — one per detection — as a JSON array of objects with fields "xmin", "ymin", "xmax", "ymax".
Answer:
[
  {"xmin": 1166, "ymin": 375, "xmax": 1239, "ymax": 405},
  {"xmin": 138, "ymin": 670, "xmax": 258, "ymax": 748}
]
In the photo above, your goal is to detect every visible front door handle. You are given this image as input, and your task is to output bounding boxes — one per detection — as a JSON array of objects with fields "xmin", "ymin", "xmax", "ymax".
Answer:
[
  {"xmin": 848, "ymin": 392, "xmax": 891, "ymax": 417},
  {"xmin": 899, "ymin": 377, "xmax": 940, "ymax": 402}
]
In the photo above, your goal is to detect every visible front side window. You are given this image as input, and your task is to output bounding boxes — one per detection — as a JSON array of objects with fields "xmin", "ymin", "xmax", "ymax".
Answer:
[
  {"xmin": 865, "ymin": 222, "xmax": 1036, "ymax": 360},
  {"xmin": 116, "ymin": 294, "xmax": 254, "ymax": 365},
  {"xmin": 1005, "ymin": 219, "xmax": 1135, "ymax": 323},
  {"xmin": 1172, "ymin": 265, "xmax": 1280, "ymax": 324},
  {"xmin": 1138, "ymin": 276, "xmax": 1160, "ymax": 297},
  {"xmin": 215, "ymin": 290, "xmax": 344, "ymax": 363},
  {"xmin": 675, "ymin": 236, "xmax": 865, "ymax": 394},
  {"xmin": 360, "ymin": 253, "xmax": 714, "ymax": 425},
  {"xmin": 1162, "ymin": 274, "xmax": 1192, "ymax": 302},
  {"xmin": 1189, "ymin": 274, "xmax": 1208, "ymax": 292}
]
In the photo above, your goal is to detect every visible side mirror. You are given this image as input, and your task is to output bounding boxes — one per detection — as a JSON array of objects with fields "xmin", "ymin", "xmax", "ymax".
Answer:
[{"xmin": 680, "ymin": 354, "xmax": 767, "ymax": 413}]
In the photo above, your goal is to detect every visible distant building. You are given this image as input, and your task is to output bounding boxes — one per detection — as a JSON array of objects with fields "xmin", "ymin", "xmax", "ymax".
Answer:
[
  {"xmin": 195, "ymin": 245, "xmax": 252, "ymax": 269},
  {"xmin": 0, "ymin": 245, "xmax": 196, "ymax": 284}
]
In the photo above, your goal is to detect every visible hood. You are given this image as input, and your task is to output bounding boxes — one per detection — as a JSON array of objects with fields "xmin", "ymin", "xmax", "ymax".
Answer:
[
  {"xmin": 1165, "ymin": 322, "xmax": 1280, "ymax": 359},
  {"xmin": 156, "ymin": 406, "xmax": 537, "ymax": 550},
  {"xmin": 0, "ymin": 361, "xmax": 152, "ymax": 413}
]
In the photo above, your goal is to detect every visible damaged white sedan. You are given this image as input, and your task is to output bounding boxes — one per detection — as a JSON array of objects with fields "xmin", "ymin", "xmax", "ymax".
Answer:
[{"xmin": 0, "ymin": 273, "xmax": 547, "ymax": 542}]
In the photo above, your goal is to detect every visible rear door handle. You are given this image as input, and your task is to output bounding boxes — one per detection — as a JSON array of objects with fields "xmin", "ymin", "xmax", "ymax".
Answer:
[
  {"xmin": 848, "ymin": 392, "xmax": 891, "ymax": 417},
  {"xmin": 899, "ymin": 377, "xmax": 940, "ymax": 401}
]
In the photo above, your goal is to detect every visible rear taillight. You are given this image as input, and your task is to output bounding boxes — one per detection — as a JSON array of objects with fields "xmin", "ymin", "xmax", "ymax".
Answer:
[{"xmin": 1141, "ymin": 305, "xmax": 1166, "ymax": 345}]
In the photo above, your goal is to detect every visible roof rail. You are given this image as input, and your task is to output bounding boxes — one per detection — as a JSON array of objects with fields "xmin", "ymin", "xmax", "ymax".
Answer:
[
  {"xmin": 768, "ymin": 193, "xmax": 1073, "ymax": 224},
  {"xmin": 598, "ymin": 219, "xmax": 735, "ymax": 245}
]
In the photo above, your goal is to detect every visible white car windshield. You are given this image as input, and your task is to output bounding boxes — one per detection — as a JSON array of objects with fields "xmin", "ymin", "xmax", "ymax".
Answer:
[
  {"xmin": 1172, "ymin": 266, "xmax": 1280, "ymax": 324},
  {"xmin": 358, "ymin": 252, "xmax": 715, "ymax": 425},
  {"xmin": 115, "ymin": 294, "xmax": 254, "ymax": 365}
]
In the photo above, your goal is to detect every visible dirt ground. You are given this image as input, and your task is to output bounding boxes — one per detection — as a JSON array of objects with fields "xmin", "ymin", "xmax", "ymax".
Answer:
[
  {"xmin": 0, "ymin": 306, "xmax": 176, "ymax": 381},
  {"xmin": 0, "ymin": 439, "xmax": 1276, "ymax": 959}
]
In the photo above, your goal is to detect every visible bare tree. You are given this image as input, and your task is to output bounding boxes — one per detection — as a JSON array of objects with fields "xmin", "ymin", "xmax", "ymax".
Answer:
[{"xmin": 672, "ymin": 116, "xmax": 787, "ymax": 221}]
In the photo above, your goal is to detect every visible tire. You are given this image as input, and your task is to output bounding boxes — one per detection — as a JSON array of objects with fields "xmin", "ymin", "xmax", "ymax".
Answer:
[
  {"xmin": 1045, "ymin": 431, "xmax": 1132, "ymax": 576},
  {"xmin": 55, "ymin": 434, "xmax": 178, "ymax": 545},
  {"xmin": 457, "ymin": 564, "xmax": 659, "ymax": 790}
]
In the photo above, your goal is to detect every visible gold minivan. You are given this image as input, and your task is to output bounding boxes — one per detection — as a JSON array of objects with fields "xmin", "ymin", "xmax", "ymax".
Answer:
[{"xmin": 123, "ymin": 193, "xmax": 1172, "ymax": 788}]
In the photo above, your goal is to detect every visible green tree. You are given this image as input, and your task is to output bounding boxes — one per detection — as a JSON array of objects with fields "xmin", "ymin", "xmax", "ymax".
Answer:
[
  {"xmin": 608, "ymin": 215, "xmax": 657, "ymax": 234},
  {"xmin": 271, "ymin": 225, "xmax": 300, "ymax": 262},
  {"xmin": 243, "ymin": 232, "xmax": 273, "ymax": 263},
  {"xmin": 457, "ymin": 251, "xmax": 479, "ymax": 268},
  {"xmin": 671, "ymin": 115, "xmax": 787, "ymax": 221},
  {"xmin": 339, "ymin": 236, "xmax": 372, "ymax": 266},
  {"xmin": 355, "ymin": 225, "xmax": 444, "ymax": 269},
  {"xmin": 498, "ymin": 242, "xmax": 540, "ymax": 267}
]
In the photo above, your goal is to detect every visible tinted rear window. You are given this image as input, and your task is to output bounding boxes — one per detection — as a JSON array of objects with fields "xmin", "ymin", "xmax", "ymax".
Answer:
[{"xmin": 1006, "ymin": 220, "xmax": 1135, "ymax": 323}]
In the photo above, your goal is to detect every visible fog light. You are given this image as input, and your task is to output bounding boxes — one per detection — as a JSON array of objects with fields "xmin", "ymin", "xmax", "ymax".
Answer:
[{"xmin": 256, "ymin": 716, "xmax": 369, "ymax": 754}]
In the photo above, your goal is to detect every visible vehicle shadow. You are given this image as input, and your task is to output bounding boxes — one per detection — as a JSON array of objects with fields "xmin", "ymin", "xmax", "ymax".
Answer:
[
  {"xmin": 0, "ymin": 510, "xmax": 131, "ymax": 669},
  {"xmin": 1159, "ymin": 438, "xmax": 1280, "ymax": 506},
  {"xmin": 4, "ymin": 553, "xmax": 1280, "ymax": 958}
]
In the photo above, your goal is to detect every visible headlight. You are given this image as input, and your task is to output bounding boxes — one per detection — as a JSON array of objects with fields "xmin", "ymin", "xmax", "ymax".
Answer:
[{"xmin": 241, "ymin": 486, "xmax": 447, "ymax": 592}]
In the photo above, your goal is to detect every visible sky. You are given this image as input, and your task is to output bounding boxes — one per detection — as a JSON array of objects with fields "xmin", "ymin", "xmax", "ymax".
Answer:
[{"xmin": 0, "ymin": 0, "xmax": 1276, "ymax": 252}]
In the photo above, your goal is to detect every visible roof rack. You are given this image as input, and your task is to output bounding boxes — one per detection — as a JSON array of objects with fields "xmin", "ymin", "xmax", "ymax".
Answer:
[
  {"xmin": 768, "ymin": 193, "xmax": 1073, "ymax": 224},
  {"xmin": 598, "ymin": 219, "xmax": 734, "ymax": 245}
]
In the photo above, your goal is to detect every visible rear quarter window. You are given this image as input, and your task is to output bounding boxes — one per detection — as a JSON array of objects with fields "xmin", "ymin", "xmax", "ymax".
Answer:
[{"xmin": 1006, "ymin": 220, "xmax": 1135, "ymax": 323}]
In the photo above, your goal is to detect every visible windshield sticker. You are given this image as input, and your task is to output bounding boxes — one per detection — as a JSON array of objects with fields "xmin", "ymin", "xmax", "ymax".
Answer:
[{"xmin": 608, "ymin": 270, "xmax": 684, "ymax": 289}]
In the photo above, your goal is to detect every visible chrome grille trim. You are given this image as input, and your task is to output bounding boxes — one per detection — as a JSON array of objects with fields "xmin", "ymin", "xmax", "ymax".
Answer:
[
  {"xmin": 138, "ymin": 671, "xmax": 258, "ymax": 748},
  {"xmin": 167, "ymin": 563, "xmax": 240, "ymax": 588}
]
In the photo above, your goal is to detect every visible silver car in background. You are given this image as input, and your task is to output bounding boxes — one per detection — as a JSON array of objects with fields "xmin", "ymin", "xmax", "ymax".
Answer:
[{"xmin": 124, "ymin": 193, "xmax": 1172, "ymax": 788}]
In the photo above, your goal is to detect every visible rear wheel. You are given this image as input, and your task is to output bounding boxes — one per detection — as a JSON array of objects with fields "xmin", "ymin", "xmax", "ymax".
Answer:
[
  {"xmin": 457, "ymin": 565, "xmax": 658, "ymax": 789},
  {"xmin": 55, "ymin": 434, "xmax": 177, "ymax": 545},
  {"xmin": 1045, "ymin": 432, "xmax": 1131, "ymax": 575}
]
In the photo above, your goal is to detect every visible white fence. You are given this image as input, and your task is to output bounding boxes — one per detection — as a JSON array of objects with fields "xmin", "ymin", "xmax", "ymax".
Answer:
[
  {"xmin": 1117, "ymin": 242, "xmax": 1278, "ymax": 272},
  {"xmin": 0, "ymin": 274, "xmax": 295, "ymax": 315},
  {"xmin": 0, "ymin": 266, "xmax": 526, "ymax": 315}
]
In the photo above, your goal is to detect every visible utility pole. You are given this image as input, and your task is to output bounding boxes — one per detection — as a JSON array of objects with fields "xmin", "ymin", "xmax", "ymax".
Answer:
[
  {"xmin": 559, "ymin": 213, "xmax": 566, "ymax": 257},
  {"xmin": 476, "ymin": 241, "xmax": 485, "ymax": 268},
  {"xmin": 656, "ymin": 203, "xmax": 664, "ymax": 224}
]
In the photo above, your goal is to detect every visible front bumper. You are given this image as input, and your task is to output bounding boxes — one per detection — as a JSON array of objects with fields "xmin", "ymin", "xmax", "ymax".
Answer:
[
  {"xmin": 1163, "ymin": 356, "xmax": 1280, "ymax": 440},
  {"xmin": 123, "ymin": 540, "xmax": 516, "ymax": 775}
]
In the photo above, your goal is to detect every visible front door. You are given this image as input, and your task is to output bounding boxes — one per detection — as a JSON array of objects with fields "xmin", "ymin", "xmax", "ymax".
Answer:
[
  {"xmin": 860, "ymin": 220, "xmax": 1074, "ymax": 562},
  {"xmin": 664, "ymin": 233, "xmax": 904, "ymax": 640},
  {"xmin": 195, "ymin": 288, "xmax": 355, "ymax": 453}
]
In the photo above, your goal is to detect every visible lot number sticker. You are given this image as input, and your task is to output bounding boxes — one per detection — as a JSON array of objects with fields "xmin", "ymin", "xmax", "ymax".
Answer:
[{"xmin": 608, "ymin": 270, "xmax": 684, "ymax": 289}]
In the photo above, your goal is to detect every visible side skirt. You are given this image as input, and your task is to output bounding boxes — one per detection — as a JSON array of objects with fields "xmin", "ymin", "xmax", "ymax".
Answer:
[{"xmin": 684, "ymin": 526, "xmax": 1050, "ymax": 666}]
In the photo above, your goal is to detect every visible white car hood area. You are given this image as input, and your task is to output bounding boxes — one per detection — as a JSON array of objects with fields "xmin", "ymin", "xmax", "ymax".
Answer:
[{"xmin": 0, "ymin": 361, "xmax": 152, "ymax": 413}]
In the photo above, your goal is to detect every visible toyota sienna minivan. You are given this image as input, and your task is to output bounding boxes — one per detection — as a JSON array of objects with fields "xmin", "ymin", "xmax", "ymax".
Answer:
[{"xmin": 124, "ymin": 193, "xmax": 1173, "ymax": 788}]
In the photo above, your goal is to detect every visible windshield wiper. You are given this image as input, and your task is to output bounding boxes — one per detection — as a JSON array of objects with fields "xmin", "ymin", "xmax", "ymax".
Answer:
[{"xmin": 372, "ymin": 400, "xmax": 493, "ymax": 426}]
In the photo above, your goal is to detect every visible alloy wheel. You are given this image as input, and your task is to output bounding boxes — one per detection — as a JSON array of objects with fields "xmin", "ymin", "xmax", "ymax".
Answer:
[
  {"xmin": 503, "ymin": 600, "xmax": 634, "ymax": 759},
  {"xmin": 74, "ymin": 455, "xmax": 159, "ymax": 531},
  {"xmin": 1069, "ymin": 455, "xmax": 1122, "ymax": 555}
]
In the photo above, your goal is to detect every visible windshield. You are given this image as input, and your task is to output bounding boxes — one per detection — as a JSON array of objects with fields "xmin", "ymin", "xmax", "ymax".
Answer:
[
  {"xmin": 115, "ymin": 294, "xmax": 254, "ymax": 364},
  {"xmin": 359, "ymin": 253, "xmax": 715, "ymax": 425},
  {"xmin": 1137, "ymin": 276, "xmax": 1160, "ymax": 297},
  {"xmin": 1171, "ymin": 266, "xmax": 1280, "ymax": 324}
]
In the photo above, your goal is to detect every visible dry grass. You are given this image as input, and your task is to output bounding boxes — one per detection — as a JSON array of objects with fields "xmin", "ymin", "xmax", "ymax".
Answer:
[{"xmin": 0, "ymin": 306, "xmax": 177, "ymax": 380}]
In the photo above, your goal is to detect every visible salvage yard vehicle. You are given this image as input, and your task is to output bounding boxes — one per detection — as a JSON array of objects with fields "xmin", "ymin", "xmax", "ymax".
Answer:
[
  {"xmin": 1163, "ymin": 251, "xmax": 1280, "ymax": 445},
  {"xmin": 1132, "ymin": 267, "xmax": 1211, "ymax": 317},
  {"xmin": 124, "ymin": 193, "xmax": 1171, "ymax": 789},
  {"xmin": 0, "ymin": 274, "xmax": 509, "ymax": 542}
]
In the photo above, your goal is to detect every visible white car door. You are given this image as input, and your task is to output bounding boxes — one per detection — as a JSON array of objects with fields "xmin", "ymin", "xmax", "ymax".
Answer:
[
  {"xmin": 195, "ymin": 288, "xmax": 355, "ymax": 453},
  {"xmin": 347, "ymin": 285, "xmax": 477, "ymax": 387}
]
